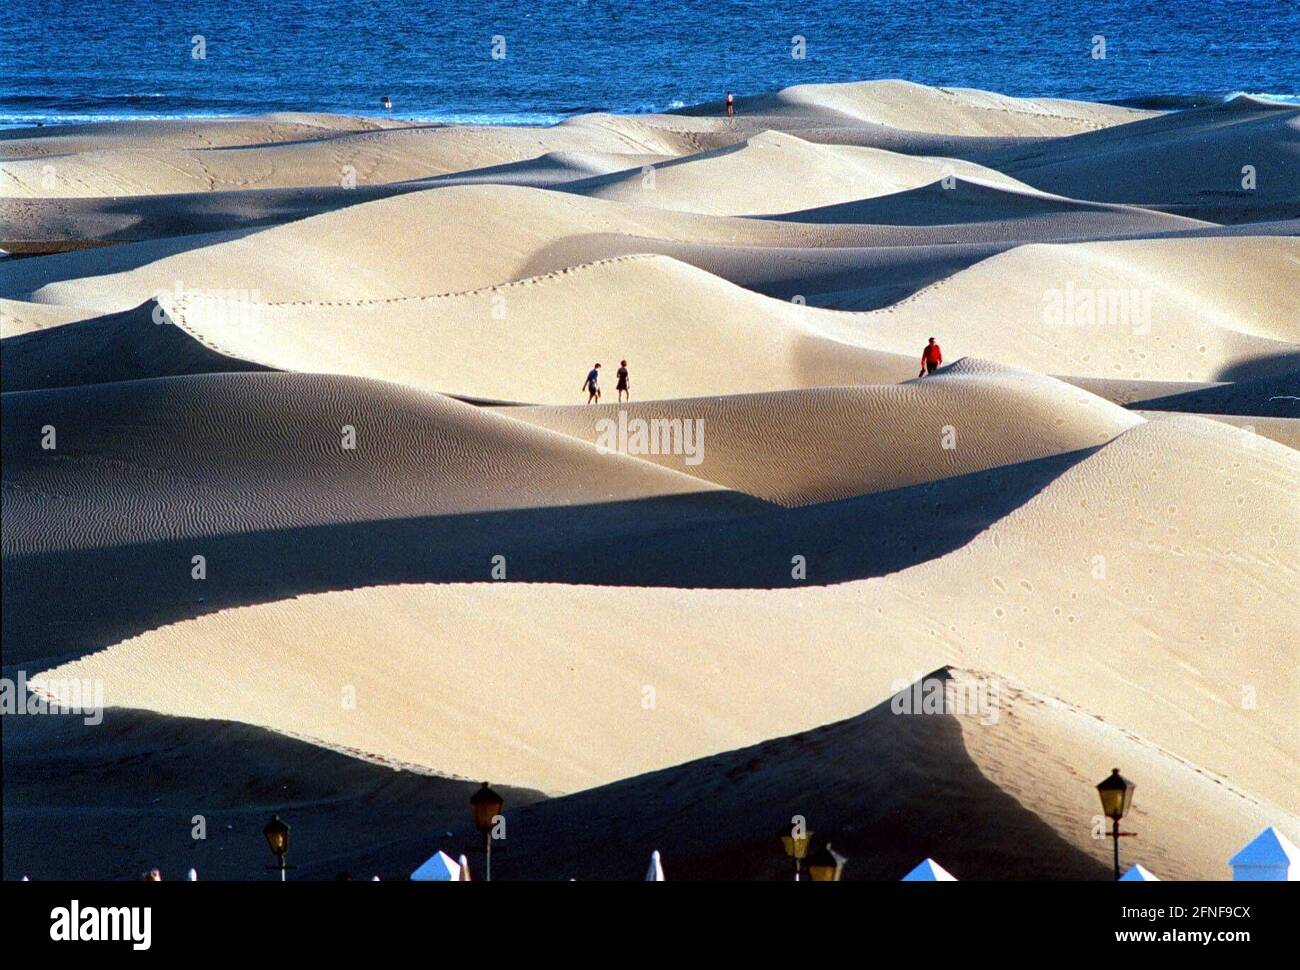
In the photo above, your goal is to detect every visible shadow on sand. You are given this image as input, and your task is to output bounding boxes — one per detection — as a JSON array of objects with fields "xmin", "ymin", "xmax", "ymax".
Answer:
[
  {"xmin": 3, "ymin": 447, "xmax": 1095, "ymax": 669},
  {"xmin": 2, "ymin": 669, "xmax": 1113, "ymax": 881}
]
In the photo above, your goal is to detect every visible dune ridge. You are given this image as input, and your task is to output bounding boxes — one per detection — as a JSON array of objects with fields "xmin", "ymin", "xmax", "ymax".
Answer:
[
  {"xmin": 502, "ymin": 361, "xmax": 1144, "ymax": 504},
  {"xmin": 556, "ymin": 131, "xmax": 1031, "ymax": 215},
  {"xmin": 2, "ymin": 371, "xmax": 756, "ymax": 555}
]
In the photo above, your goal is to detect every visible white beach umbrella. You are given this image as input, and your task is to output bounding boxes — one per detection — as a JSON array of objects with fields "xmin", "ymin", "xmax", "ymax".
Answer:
[
  {"xmin": 646, "ymin": 850, "xmax": 665, "ymax": 881},
  {"xmin": 901, "ymin": 858, "xmax": 957, "ymax": 881},
  {"xmin": 187, "ymin": 868, "xmax": 198, "ymax": 881},
  {"xmin": 410, "ymin": 850, "xmax": 462, "ymax": 882}
]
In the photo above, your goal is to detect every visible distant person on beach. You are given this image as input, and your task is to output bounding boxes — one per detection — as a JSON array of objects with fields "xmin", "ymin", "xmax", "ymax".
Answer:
[
  {"xmin": 726, "ymin": 91, "xmax": 735, "ymax": 118},
  {"xmin": 616, "ymin": 360, "xmax": 630, "ymax": 402},
  {"xmin": 583, "ymin": 363, "xmax": 602, "ymax": 403},
  {"xmin": 919, "ymin": 337, "xmax": 943, "ymax": 377}
]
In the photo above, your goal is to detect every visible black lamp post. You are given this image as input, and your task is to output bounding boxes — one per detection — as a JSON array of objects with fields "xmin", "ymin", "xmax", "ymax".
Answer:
[
  {"xmin": 263, "ymin": 814, "xmax": 290, "ymax": 882},
  {"xmin": 779, "ymin": 822, "xmax": 812, "ymax": 881},
  {"xmin": 1096, "ymin": 768, "xmax": 1135, "ymax": 880},
  {"xmin": 807, "ymin": 843, "xmax": 846, "ymax": 882},
  {"xmin": 470, "ymin": 782, "xmax": 504, "ymax": 882}
]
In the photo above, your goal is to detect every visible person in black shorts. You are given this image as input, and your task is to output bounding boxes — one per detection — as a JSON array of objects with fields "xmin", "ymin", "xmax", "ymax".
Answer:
[
  {"xmin": 582, "ymin": 363, "xmax": 601, "ymax": 403},
  {"xmin": 616, "ymin": 360, "xmax": 630, "ymax": 402}
]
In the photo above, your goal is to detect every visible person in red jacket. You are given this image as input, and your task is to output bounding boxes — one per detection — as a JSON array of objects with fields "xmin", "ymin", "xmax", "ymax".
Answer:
[{"xmin": 919, "ymin": 337, "xmax": 943, "ymax": 376}]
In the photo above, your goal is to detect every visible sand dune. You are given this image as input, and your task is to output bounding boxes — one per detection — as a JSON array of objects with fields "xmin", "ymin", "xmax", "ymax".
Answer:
[
  {"xmin": 546, "ymin": 82, "xmax": 1154, "ymax": 172},
  {"xmin": 430, "ymin": 149, "xmax": 671, "ymax": 187},
  {"xmin": 0, "ymin": 113, "xmax": 410, "ymax": 158},
  {"xmin": 558, "ymin": 131, "xmax": 1029, "ymax": 215},
  {"xmin": 0, "ymin": 150, "xmax": 682, "ymax": 254},
  {"xmin": 5, "ymin": 193, "xmax": 1291, "ymax": 395},
  {"xmin": 0, "ymin": 80, "xmax": 1158, "ymax": 201},
  {"xmin": 2, "ymin": 185, "xmax": 727, "ymax": 308},
  {"xmin": 4, "ymin": 80, "xmax": 1297, "ymax": 881},
  {"xmin": 1132, "ymin": 371, "xmax": 1300, "ymax": 417},
  {"xmin": 1, "ymin": 706, "xmax": 546, "ymax": 881},
  {"xmin": 517, "ymin": 217, "xmax": 1277, "ymax": 311},
  {"xmin": 769, "ymin": 175, "xmax": 1206, "ymax": 228},
  {"xmin": 843, "ymin": 235, "xmax": 1300, "ymax": 381},
  {"xmin": 0, "ymin": 183, "xmax": 428, "ymax": 253},
  {"xmin": 5, "ymin": 180, "xmax": 1021, "ymax": 308},
  {"xmin": 2, "ymin": 257, "xmax": 918, "ymax": 399},
  {"xmin": 7, "ymin": 171, "xmax": 1279, "ymax": 335},
  {"xmin": 11, "ymin": 666, "xmax": 1278, "ymax": 882},
  {"xmin": 1, "ymin": 174, "xmax": 1280, "ymax": 319},
  {"xmin": 0, "ymin": 119, "xmax": 697, "ymax": 199},
  {"xmin": 1, "ymin": 371, "xmax": 753, "ymax": 556},
  {"xmin": 674, "ymin": 79, "xmax": 1153, "ymax": 135},
  {"xmin": 486, "ymin": 667, "xmax": 1284, "ymax": 881},
  {"xmin": 0, "ymin": 179, "xmax": 1207, "ymax": 314},
  {"xmin": 0, "ymin": 419, "xmax": 1097, "ymax": 676},
  {"xmin": 502, "ymin": 361, "xmax": 1142, "ymax": 504},
  {"xmin": 1, "ymin": 298, "xmax": 275, "ymax": 391},
  {"xmin": 1132, "ymin": 412, "xmax": 1300, "ymax": 449},
  {"xmin": 0, "ymin": 298, "xmax": 102, "ymax": 338},
  {"xmin": 985, "ymin": 96, "xmax": 1300, "ymax": 205}
]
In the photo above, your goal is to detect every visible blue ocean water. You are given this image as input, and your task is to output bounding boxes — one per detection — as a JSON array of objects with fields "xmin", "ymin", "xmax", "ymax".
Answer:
[{"xmin": 2, "ymin": 0, "xmax": 1298, "ymax": 127}]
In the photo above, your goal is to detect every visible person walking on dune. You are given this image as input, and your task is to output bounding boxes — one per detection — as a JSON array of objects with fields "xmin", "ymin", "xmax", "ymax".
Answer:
[
  {"xmin": 726, "ymin": 91, "xmax": 735, "ymax": 118},
  {"xmin": 583, "ymin": 362, "xmax": 602, "ymax": 403},
  {"xmin": 919, "ymin": 337, "xmax": 943, "ymax": 377},
  {"xmin": 616, "ymin": 359, "xmax": 631, "ymax": 402}
]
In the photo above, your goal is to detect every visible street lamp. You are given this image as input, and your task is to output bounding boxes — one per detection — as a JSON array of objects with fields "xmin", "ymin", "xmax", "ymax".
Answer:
[
  {"xmin": 263, "ymin": 814, "xmax": 290, "ymax": 881},
  {"xmin": 470, "ymin": 782, "xmax": 504, "ymax": 882},
  {"xmin": 807, "ymin": 843, "xmax": 846, "ymax": 882},
  {"xmin": 1096, "ymin": 768, "xmax": 1135, "ymax": 880},
  {"xmin": 779, "ymin": 822, "xmax": 813, "ymax": 881}
]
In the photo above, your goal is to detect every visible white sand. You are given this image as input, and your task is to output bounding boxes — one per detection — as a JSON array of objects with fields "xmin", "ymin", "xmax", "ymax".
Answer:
[{"xmin": 3, "ymin": 79, "xmax": 1296, "ymax": 881}]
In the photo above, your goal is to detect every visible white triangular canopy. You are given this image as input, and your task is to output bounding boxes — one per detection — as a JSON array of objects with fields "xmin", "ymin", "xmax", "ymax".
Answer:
[
  {"xmin": 411, "ymin": 850, "xmax": 461, "ymax": 881},
  {"xmin": 901, "ymin": 858, "xmax": 957, "ymax": 881},
  {"xmin": 1120, "ymin": 864, "xmax": 1160, "ymax": 881},
  {"xmin": 1229, "ymin": 827, "xmax": 1299, "ymax": 868},
  {"xmin": 646, "ymin": 850, "xmax": 665, "ymax": 881}
]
